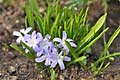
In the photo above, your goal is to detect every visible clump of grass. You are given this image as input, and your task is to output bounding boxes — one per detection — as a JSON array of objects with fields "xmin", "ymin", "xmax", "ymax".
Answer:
[{"xmin": 11, "ymin": 0, "xmax": 120, "ymax": 79}]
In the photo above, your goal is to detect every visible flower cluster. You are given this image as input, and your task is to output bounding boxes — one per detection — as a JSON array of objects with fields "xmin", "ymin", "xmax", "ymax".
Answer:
[{"xmin": 13, "ymin": 27, "xmax": 76, "ymax": 70}]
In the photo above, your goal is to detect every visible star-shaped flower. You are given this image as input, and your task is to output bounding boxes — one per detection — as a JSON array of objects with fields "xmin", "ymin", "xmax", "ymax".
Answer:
[
  {"xmin": 34, "ymin": 34, "xmax": 54, "ymax": 57},
  {"xmin": 13, "ymin": 27, "xmax": 32, "ymax": 43},
  {"xmin": 53, "ymin": 31, "xmax": 76, "ymax": 54},
  {"xmin": 23, "ymin": 31, "xmax": 41, "ymax": 49},
  {"xmin": 50, "ymin": 50, "xmax": 71, "ymax": 70}
]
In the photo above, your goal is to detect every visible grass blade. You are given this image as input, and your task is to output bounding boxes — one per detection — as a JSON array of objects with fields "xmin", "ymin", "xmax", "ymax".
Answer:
[
  {"xmin": 76, "ymin": 13, "xmax": 107, "ymax": 51},
  {"xmin": 77, "ymin": 28, "xmax": 108, "ymax": 55}
]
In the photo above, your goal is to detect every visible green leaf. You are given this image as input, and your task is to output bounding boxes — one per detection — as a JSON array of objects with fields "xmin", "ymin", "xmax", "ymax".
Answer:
[
  {"xmin": 106, "ymin": 26, "xmax": 120, "ymax": 49},
  {"xmin": 21, "ymin": 41, "xmax": 36, "ymax": 59},
  {"xmin": 77, "ymin": 27, "xmax": 108, "ymax": 55},
  {"xmin": 10, "ymin": 43, "xmax": 25, "ymax": 54},
  {"xmin": 35, "ymin": 15, "xmax": 44, "ymax": 34},
  {"xmin": 50, "ymin": 13, "xmax": 61, "ymax": 38},
  {"xmin": 69, "ymin": 56, "xmax": 86, "ymax": 65},
  {"xmin": 76, "ymin": 13, "xmax": 107, "ymax": 51},
  {"xmin": 25, "ymin": 5, "xmax": 34, "ymax": 29},
  {"xmin": 69, "ymin": 17, "xmax": 74, "ymax": 38},
  {"xmin": 94, "ymin": 52, "xmax": 120, "ymax": 66},
  {"xmin": 65, "ymin": 40, "xmax": 87, "ymax": 70},
  {"xmin": 50, "ymin": 68, "xmax": 55, "ymax": 80},
  {"xmin": 10, "ymin": 43, "xmax": 35, "ymax": 60},
  {"xmin": 68, "ymin": 0, "xmax": 88, "ymax": 9},
  {"xmin": 100, "ymin": 26, "xmax": 120, "ymax": 59},
  {"xmin": 65, "ymin": 40, "xmax": 77, "ymax": 58},
  {"xmin": 28, "ymin": 0, "xmax": 39, "ymax": 15}
]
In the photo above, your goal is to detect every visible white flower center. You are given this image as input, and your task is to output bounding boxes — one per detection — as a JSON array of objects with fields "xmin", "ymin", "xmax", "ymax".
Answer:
[
  {"xmin": 41, "ymin": 41, "xmax": 46, "ymax": 47},
  {"xmin": 28, "ymin": 39, "xmax": 35, "ymax": 47}
]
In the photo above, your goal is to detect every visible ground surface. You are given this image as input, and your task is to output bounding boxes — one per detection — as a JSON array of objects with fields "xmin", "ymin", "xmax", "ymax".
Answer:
[{"xmin": 0, "ymin": 0, "xmax": 120, "ymax": 80}]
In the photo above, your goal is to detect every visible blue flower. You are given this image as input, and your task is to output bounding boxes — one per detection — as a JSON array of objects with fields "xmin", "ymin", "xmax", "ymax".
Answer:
[
  {"xmin": 23, "ymin": 31, "xmax": 41, "ymax": 49},
  {"xmin": 35, "ymin": 47, "xmax": 71, "ymax": 70},
  {"xmin": 13, "ymin": 27, "xmax": 32, "ymax": 43},
  {"xmin": 35, "ymin": 47, "xmax": 56, "ymax": 66},
  {"xmin": 50, "ymin": 50, "xmax": 71, "ymax": 70},
  {"xmin": 53, "ymin": 31, "xmax": 76, "ymax": 54},
  {"xmin": 34, "ymin": 34, "xmax": 54, "ymax": 57}
]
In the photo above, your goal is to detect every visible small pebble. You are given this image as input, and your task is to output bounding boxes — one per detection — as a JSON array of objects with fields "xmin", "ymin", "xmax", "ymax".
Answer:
[
  {"xmin": 0, "ymin": 72, "xmax": 2, "ymax": 77},
  {"xmin": 8, "ymin": 66, "xmax": 16, "ymax": 74},
  {"xmin": 59, "ymin": 75, "xmax": 64, "ymax": 80},
  {"xmin": 9, "ymin": 76, "xmax": 17, "ymax": 80},
  {"xmin": 0, "ymin": 0, "xmax": 3, "ymax": 3},
  {"xmin": 15, "ymin": 19, "xmax": 19, "ymax": 23}
]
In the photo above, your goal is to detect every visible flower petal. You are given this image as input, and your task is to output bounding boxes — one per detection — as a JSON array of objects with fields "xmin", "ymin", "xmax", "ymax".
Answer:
[
  {"xmin": 66, "ymin": 39, "xmax": 73, "ymax": 42},
  {"xmin": 64, "ymin": 56, "xmax": 71, "ymax": 61},
  {"xmin": 57, "ymin": 44, "xmax": 62, "ymax": 48},
  {"xmin": 37, "ymin": 33, "xmax": 43, "ymax": 40},
  {"xmin": 31, "ymin": 31, "xmax": 37, "ymax": 39},
  {"xmin": 37, "ymin": 50, "xmax": 43, "ymax": 57},
  {"xmin": 45, "ymin": 58, "xmax": 51, "ymax": 66},
  {"xmin": 62, "ymin": 31, "xmax": 67, "ymax": 40},
  {"xmin": 45, "ymin": 34, "xmax": 51, "ymax": 40},
  {"xmin": 70, "ymin": 42, "xmax": 77, "ymax": 47},
  {"xmin": 63, "ymin": 46, "xmax": 69, "ymax": 54},
  {"xmin": 35, "ymin": 55, "xmax": 46, "ymax": 62},
  {"xmin": 25, "ymin": 49, "xmax": 29, "ymax": 53},
  {"xmin": 13, "ymin": 31, "xmax": 22, "ymax": 37},
  {"xmin": 24, "ymin": 35, "xmax": 31, "ymax": 41},
  {"xmin": 20, "ymin": 29, "xmax": 25, "ymax": 34},
  {"xmin": 58, "ymin": 59, "xmax": 65, "ymax": 70},
  {"xmin": 50, "ymin": 60, "xmax": 57, "ymax": 68},
  {"xmin": 33, "ymin": 45, "xmax": 40, "ymax": 52},
  {"xmin": 25, "ymin": 27, "xmax": 32, "ymax": 33},
  {"xmin": 53, "ymin": 38, "xmax": 62, "ymax": 43},
  {"xmin": 16, "ymin": 37, "xmax": 23, "ymax": 43}
]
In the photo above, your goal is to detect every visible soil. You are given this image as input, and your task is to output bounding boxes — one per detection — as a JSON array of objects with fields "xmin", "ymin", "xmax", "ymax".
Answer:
[{"xmin": 0, "ymin": 0, "xmax": 120, "ymax": 80}]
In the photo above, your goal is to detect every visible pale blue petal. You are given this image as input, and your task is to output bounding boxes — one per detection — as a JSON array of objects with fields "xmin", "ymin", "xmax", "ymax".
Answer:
[
  {"xmin": 70, "ymin": 42, "xmax": 77, "ymax": 47},
  {"xmin": 50, "ymin": 61, "xmax": 57, "ymax": 68},
  {"xmin": 37, "ymin": 50, "xmax": 43, "ymax": 57},
  {"xmin": 64, "ymin": 56, "xmax": 71, "ymax": 61},
  {"xmin": 35, "ymin": 38, "xmax": 41, "ymax": 44},
  {"xmin": 20, "ymin": 29, "xmax": 25, "ymax": 33},
  {"xmin": 24, "ymin": 35, "xmax": 31, "ymax": 41},
  {"xmin": 13, "ymin": 31, "xmax": 22, "ymax": 37},
  {"xmin": 25, "ymin": 49, "xmax": 29, "ymax": 53},
  {"xmin": 53, "ymin": 38, "xmax": 62, "ymax": 43},
  {"xmin": 45, "ymin": 58, "xmax": 51, "ymax": 66},
  {"xmin": 33, "ymin": 45, "xmax": 40, "ymax": 52},
  {"xmin": 45, "ymin": 34, "xmax": 51, "ymax": 40},
  {"xmin": 31, "ymin": 31, "xmax": 36, "ymax": 39},
  {"xmin": 35, "ymin": 55, "xmax": 46, "ymax": 62},
  {"xmin": 16, "ymin": 37, "xmax": 22, "ymax": 43},
  {"xmin": 62, "ymin": 31, "xmax": 67, "ymax": 40},
  {"xmin": 66, "ymin": 39, "xmax": 73, "ymax": 42},
  {"xmin": 37, "ymin": 33, "xmax": 43, "ymax": 40},
  {"xmin": 58, "ymin": 59, "xmax": 65, "ymax": 70},
  {"xmin": 63, "ymin": 46, "xmax": 69, "ymax": 54},
  {"xmin": 25, "ymin": 27, "xmax": 32, "ymax": 33},
  {"xmin": 57, "ymin": 44, "xmax": 62, "ymax": 48}
]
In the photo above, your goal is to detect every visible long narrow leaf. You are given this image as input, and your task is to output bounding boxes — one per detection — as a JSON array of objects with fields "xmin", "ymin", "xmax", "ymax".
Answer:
[
  {"xmin": 106, "ymin": 26, "xmax": 120, "ymax": 49},
  {"xmin": 50, "ymin": 13, "xmax": 61, "ymax": 38},
  {"xmin": 25, "ymin": 5, "xmax": 34, "ymax": 29},
  {"xmin": 28, "ymin": 0, "xmax": 39, "ymax": 15},
  {"xmin": 76, "ymin": 13, "xmax": 107, "ymax": 51},
  {"xmin": 50, "ymin": 68, "xmax": 55, "ymax": 80},
  {"xmin": 10, "ymin": 43, "xmax": 25, "ymax": 54},
  {"xmin": 21, "ymin": 41, "xmax": 36, "ymax": 59},
  {"xmin": 77, "ymin": 28, "xmax": 108, "ymax": 55}
]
